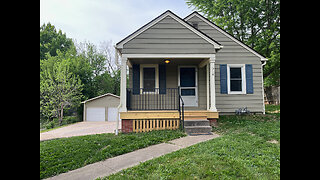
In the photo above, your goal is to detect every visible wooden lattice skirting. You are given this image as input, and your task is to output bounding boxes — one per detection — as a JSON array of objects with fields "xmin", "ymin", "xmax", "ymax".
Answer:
[{"xmin": 133, "ymin": 119, "xmax": 180, "ymax": 133}]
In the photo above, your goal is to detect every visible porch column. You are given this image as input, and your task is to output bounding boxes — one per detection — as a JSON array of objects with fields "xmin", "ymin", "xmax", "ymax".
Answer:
[
  {"xmin": 119, "ymin": 56, "xmax": 128, "ymax": 112},
  {"xmin": 209, "ymin": 55, "xmax": 217, "ymax": 112}
]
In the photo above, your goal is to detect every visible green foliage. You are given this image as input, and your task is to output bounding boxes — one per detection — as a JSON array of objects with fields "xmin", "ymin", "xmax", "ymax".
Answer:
[
  {"xmin": 186, "ymin": 0, "xmax": 280, "ymax": 86},
  {"xmin": 40, "ymin": 23, "xmax": 74, "ymax": 60},
  {"xmin": 40, "ymin": 23, "xmax": 121, "ymax": 126},
  {"xmin": 40, "ymin": 51, "xmax": 84, "ymax": 124},
  {"xmin": 106, "ymin": 114, "xmax": 280, "ymax": 180},
  {"xmin": 40, "ymin": 130, "xmax": 186, "ymax": 179}
]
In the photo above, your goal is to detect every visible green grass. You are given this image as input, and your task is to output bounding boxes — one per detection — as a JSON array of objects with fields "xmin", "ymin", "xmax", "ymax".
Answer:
[
  {"xmin": 40, "ymin": 130, "xmax": 186, "ymax": 179},
  {"xmin": 265, "ymin": 104, "xmax": 280, "ymax": 114},
  {"xmin": 104, "ymin": 114, "xmax": 280, "ymax": 180}
]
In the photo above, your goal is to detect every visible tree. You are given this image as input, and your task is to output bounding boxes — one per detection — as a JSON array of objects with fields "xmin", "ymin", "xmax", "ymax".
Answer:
[
  {"xmin": 40, "ymin": 51, "xmax": 83, "ymax": 125},
  {"xmin": 76, "ymin": 41, "xmax": 121, "ymax": 98},
  {"xmin": 40, "ymin": 23, "xmax": 74, "ymax": 60},
  {"xmin": 186, "ymin": 0, "xmax": 280, "ymax": 86}
]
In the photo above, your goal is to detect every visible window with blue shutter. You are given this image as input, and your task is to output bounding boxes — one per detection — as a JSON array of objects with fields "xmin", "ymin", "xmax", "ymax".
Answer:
[
  {"xmin": 220, "ymin": 64, "xmax": 228, "ymax": 94},
  {"xmin": 159, "ymin": 64, "xmax": 166, "ymax": 94},
  {"xmin": 246, "ymin": 64, "xmax": 254, "ymax": 94},
  {"xmin": 132, "ymin": 64, "xmax": 140, "ymax": 95}
]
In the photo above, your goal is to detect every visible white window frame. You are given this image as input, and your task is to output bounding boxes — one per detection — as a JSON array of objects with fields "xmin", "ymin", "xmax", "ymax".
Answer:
[
  {"xmin": 140, "ymin": 64, "xmax": 159, "ymax": 94},
  {"xmin": 227, "ymin": 64, "xmax": 246, "ymax": 94}
]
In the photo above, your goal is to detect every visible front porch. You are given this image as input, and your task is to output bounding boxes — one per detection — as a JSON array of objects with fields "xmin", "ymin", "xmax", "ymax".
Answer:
[
  {"xmin": 120, "ymin": 110, "xmax": 219, "ymax": 133},
  {"xmin": 118, "ymin": 54, "xmax": 219, "ymax": 133}
]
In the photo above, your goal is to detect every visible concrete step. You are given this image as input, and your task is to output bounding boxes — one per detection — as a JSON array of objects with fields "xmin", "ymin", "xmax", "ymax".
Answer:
[
  {"xmin": 185, "ymin": 126, "xmax": 212, "ymax": 135},
  {"xmin": 184, "ymin": 120, "xmax": 210, "ymax": 126}
]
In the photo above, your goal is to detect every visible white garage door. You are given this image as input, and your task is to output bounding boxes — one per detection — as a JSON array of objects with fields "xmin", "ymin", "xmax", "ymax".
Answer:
[
  {"xmin": 108, "ymin": 107, "xmax": 119, "ymax": 122},
  {"xmin": 87, "ymin": 108, "xmax": 105, "ymax": 122}
]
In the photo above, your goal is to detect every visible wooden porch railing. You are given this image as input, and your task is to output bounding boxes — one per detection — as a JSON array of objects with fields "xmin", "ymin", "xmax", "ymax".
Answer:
[{"xmin": 133, "ymin": 119, "xmax": 180, "ymax": 133}]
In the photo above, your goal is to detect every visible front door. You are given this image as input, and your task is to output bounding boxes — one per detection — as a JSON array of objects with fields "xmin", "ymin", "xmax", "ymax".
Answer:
[{"xmin": 179, "ymin": 67, "xmax": 198, "ymax": 107}]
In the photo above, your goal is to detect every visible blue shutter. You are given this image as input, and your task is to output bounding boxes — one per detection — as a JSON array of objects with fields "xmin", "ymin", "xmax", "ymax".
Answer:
[
  {"xmin": 220, "ymin": 64, "xmax": 228, "ymax": 94},
  {"xmin": 159, "ymin": 64, "xmax": 166, "ymax": 94},
  {"xmin": 246, "ymin": 64, "xmax": 254, "ymax": 94},
  {"xmin": 132, "ymin": 64, "xmax": 140, "ymax": 95}
]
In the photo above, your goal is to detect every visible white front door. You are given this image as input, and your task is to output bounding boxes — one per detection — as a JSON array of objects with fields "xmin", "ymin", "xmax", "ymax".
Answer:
[
  {"xmin": 179, "ymin": 67, "xmax": 198, "ymax": 107},
  {"xmin": 87, "ymin": 108, "xmax": 106, "ymax": 122},
  {"xmin": 108, "ymin": 107, "xmax": 119, "ymax": 122}
]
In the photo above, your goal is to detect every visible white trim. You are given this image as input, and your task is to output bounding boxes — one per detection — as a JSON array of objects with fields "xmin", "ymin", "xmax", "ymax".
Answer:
[
  {"xmin": 122, "ymin": 54, "xmax": 216, "ymax": 59},
  {"xmin": 206, "ymin": 63, "xmax": 210, "ymax": 110},
  {"xmin": 178, "ymin": 66, "xmax": 198, "ymax": 107},
  {"xmin": 185, "ymin": 13, "xmax": 268, "ymax": 61},
  {"xmin": 227, "ymin": 64, "xmax": 246, "ymax": 94},
  {"xmin": 140, "ymin": 64, "xmax": 159, "ymax": 91},
  {"xmin": 119, "ymin": 56, "xmax": 128, "ymax": 112},
  {"xmin": 261, "ymin": 61, "xmax": 266, "ymax": 114},
  {"xmin": 209, "ymin": 56, "xmax": 217, "ymax": 112},
  {"xmin": 116, "ymin": 11, "xmax": 222, "ymax": 49}
]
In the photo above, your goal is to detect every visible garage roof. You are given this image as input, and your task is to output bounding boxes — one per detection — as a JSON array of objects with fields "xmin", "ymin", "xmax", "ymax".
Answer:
[{"xmin": 81, "ymin": 93, "xmax": 120, "ymax": 104}]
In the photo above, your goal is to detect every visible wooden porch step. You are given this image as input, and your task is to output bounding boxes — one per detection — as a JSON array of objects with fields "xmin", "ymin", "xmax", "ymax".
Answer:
[{"xmin": 184, "ymin": 116, "xmax": 208, "ymax": 120}]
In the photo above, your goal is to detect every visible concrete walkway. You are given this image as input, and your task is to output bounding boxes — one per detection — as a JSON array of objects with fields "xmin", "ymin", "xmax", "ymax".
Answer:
[{"xmin": 46, "ymin": 134, "xmax": 220, "ymax": 180}]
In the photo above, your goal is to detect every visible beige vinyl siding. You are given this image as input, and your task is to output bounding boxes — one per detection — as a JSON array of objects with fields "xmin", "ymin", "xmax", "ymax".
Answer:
[
  {"xmin": 187, "ymin": 16, "xmax": 264, "ymax": 114},
  {"xmin": 122, "ymin": 16, "xmax": 216, "ymax": 54}
]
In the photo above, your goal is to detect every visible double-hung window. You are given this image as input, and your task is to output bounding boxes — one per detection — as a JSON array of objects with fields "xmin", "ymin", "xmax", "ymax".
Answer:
[
  {"xmin": 140, "ymin": 64, "xmax": 159, "ymax": 93},
  {"xmin": 227, "ymin": 64, "xmax": 246, "ymax": 94}
]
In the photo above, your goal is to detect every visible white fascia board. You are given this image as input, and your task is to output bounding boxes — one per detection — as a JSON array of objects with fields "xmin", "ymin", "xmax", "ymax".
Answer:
[
  {"xmin": 185, "ymin": 13, "xmax": 268, "ymax": 61},
  {"xmin": 116, "ymin": 11, "xmax": 222, "ymax": 50},
  {"xmin": 122, "ymin": 54, "xmax": 216, "ymax": 59}
]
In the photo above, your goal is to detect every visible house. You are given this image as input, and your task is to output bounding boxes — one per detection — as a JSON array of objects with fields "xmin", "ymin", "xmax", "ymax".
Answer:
[
  {"xmin": 82, "ymin": 93, "xmax": 120, "ymax": 122},
  {"xmin": 115, "ymin": 10, "xmax": 267, "ymax": 133}
]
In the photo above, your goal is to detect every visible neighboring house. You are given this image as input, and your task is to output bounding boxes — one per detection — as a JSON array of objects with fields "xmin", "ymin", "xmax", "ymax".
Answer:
[
  {"xmin": 82, "ymin": 93, "xmax": 120, "ymax": 122},
  {"xmin": 115, "ymin": 10, "xmax": 267, "ymax": 133}
]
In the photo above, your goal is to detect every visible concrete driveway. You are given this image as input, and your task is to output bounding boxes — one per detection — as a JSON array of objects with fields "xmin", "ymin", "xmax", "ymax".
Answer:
[{"xmin": 40, "ymin": 122, "xmax": 121, "ymax": 141}]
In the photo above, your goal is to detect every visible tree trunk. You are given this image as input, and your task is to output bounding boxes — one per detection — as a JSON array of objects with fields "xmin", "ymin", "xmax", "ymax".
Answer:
[{"xmin": 59, "ymin": 104, "xmax": 64, "ymax": 125}]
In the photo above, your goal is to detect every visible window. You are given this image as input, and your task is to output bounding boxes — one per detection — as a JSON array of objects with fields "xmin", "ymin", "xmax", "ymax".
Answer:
[
  {"xmin": 143, "ymin": 68, "xmax": 155, "ymax": 91},
  {"xmin": 227, "ymin": 65, "xmax": 246, "ymax": 94},
  {"xmin": 140, "ymin": 64, "xmax": 159, "ymax": 93}
]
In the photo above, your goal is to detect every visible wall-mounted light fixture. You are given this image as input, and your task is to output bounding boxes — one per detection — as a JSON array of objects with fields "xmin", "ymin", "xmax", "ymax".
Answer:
[{"xmin": 164, "ymin": 59, "xmax": 170, "ymax": 64}]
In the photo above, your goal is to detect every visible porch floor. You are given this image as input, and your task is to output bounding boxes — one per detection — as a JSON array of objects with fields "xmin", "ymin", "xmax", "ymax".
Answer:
[{"xmin": 120, "ymin": 110, "xmax": 219, "ymax": 120}]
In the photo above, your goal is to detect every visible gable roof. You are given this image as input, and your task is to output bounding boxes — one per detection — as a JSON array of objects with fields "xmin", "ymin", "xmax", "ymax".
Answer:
[
  {"xmin": 81, "ymin": 93, "xmax": 120, "ymax": 104},
  {"xmin": 116, "ymin": 10, "xmax": 223, "ymax": 50},
  {"xmin": 185, "ymin": 11, "xmax": 267, "ymax": 61}
]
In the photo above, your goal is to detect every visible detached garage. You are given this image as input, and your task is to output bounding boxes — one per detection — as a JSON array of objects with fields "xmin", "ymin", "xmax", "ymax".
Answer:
[{"xmin": 82, "ymin": 93, "xmax": 120, "ymax": 122}]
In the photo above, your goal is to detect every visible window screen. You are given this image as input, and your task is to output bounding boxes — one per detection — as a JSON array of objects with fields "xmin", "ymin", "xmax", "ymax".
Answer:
[
  {"xmin": 180, "ymin": 68, "xmax": 195, "ymax": 87},
  {"xmin": 143, "ymin": 68, "xmax": 155, "ymax": 91},
  {"xmin": 230, "ymin": 67, "xmax": 242, "ymax": 91}
]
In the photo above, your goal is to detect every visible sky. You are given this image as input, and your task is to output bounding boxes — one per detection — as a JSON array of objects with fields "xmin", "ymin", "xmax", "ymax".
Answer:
[{"xmin": 40, "ymin": 0, "xmax": 195, "ymax": 46}]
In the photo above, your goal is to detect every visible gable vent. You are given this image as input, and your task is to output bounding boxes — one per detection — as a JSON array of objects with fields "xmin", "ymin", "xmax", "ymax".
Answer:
[{"xmin": 192, "ymin": 22, "xmax": 198, "ymax": 29}]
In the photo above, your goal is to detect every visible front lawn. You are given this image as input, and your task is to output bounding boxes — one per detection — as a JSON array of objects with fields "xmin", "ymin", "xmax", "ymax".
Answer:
[
  {"xmin": 104, "ymin": 114, "xmax": 280, "ymax": 180},
  {"xmin": 40, "ymin": 130, "xmax": 186, "ymax": 179}
]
